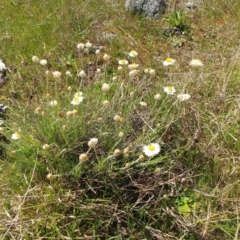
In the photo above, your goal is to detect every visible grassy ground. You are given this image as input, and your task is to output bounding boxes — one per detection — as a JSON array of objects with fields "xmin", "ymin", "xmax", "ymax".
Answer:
[{"xmin": 1, "ymin": 0, "xmax": 240, "ymax": 239}]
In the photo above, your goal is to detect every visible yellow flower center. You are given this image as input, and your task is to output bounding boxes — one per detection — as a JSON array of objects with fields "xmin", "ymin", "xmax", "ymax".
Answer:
[
  {"xmin": 166, "ymin": 58, "xmax": 172, "ymax": 62},
  {"xmin": 168, "ymin": 86, "xmax": 173, "ymax": 91},
  {"xmin": 148, "ymin": 145, "xmax": 155, "ymax": 151}
]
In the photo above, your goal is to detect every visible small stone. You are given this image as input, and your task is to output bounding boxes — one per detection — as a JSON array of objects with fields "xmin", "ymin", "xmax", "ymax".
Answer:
[{"xmin": 125, "ymin": 0, "xmax": 167, "ymax": 19}]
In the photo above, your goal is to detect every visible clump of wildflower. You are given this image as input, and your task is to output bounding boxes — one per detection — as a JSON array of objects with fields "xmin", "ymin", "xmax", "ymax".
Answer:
[
  {"xmin": 46, "ymin": 173, "xmax": 53, "ymax": 180},
  {"xmin": 78, "ymin": 70, "xmax": 86, "ymax": 78},
  {"xmin": 113, "ymin": 115, "xmax": 121, "ymax": 122},
  {"xmin": 79, "ymin": 153, "xmax": 89, "ymax": 162},
  {"xmin": 128, "ymin": 63, "xmax": 139, "ymax": 70},
  {"xmin": 163, "ymin": 58, "xmax": 176, "ymax": 66},
  {"xmin": 118, "ymin": 66, "xmax": 123, "ymax": 71},
  {"xmin": 143, "ymin": 143, "xmax": 160, "ymax": 157},
  {"xmin": 118, "ymin": 131, "xmax": 124, "ymax": 137},
  {"xmin": 39, "ymin": 59, "xmax": 47, "ymax": 66},
  {"xmin": 66, "ymin": 71, "xmax": 72, "ymax": 77},
  {"xmin": 101, "ymin": 83, "xmax": 110, "ymax": 92},
  {"xmin": 66, "ymin": 111, "xmax": 73, "ymax": 117},
  {"xmin": 103, "ymin": 53, "xmax": 111, "ymax": 61},
  {"xmin": 177, "ymin": 94, "xmax": 191, "ymax": 101},
  {"xmin": 125, "ymin": 163, "xmax": 131, "ymax": 168},
  {"xmin": 42, "ymin": 144, "xmax": 50, "ymax": 150},
  {"xmin": 144, "ymin": 68, "xmax": 156, "ymax": 77},
  {"xmin": 58, "ymin": 112, "xmax": 65, "ymax": 118},
  {"xmin": 74, "ymin": 91, "xmax": 83, "ymax": 97},
  {"xmin": 128, "ymin": 50, "xmax": 138, "ymax": 57},
  {"xmin": 163, "ymin": 86, "xmax": 176, "ymax": 95},
  {"xmin": 11, "ymin": 132, "xmax": 21, "ymax": 140},
  {"xmin": 114, "ymin": 149, "xmax": 122, "ymax": 157},
  {"xmin": 32, "ymin": 56, "xmax": 39, "ymax": 63},
  {"xmin": 77, "ymin": 42, "xmax": 85, "ymax": 49},
  {"xmin": 34, "ymin": 106, "xmax": 42, "ymax": 114},
  {"xmin": 103, "ymin": 100, "xmax": 110, "ymax": 107},
  {"xmin": 140, "ymin": 101, "xmax": 147, "ymax": 107},
  {"xmin": 95, "ymin": 49, "xmax": 100, "ymax": 55},
  {"xmin": 189, "ymin": 59, "xmax": 203, "ymax": 67},
  {"xmin": 118, "ymin": 59, "xmax": 128, "ymax": 65},
  {"xmin": 71, "ymin": 94, "xmax": 83, "ymax": 105},
  {"xmin": 49, "ymin": 100, "xmax": 58, "ymax": 106},
  {"xmin": 149, "ymin": 69, "xmax": 156, "ymax": 76},
  {"xmin": 71, "ymin": 109, "xmax": 78, "ymax": 116},
  {"xmin": 154, "ymin": 93, "xmax": 161, "ymax": 100},
  {"xmin": 52, "ymin": 71, "xmax": 61, "ymax": 79},
  {"xmin": 88, "ymin": 138, "xmax": 98, "ymax": 148},
  {"xmin": 123, "ymin": 147, "xmax": 130, "ymax": 156},
  {"xmin": 139, "ymin": 154, "xmax": 145, "ymax": 161},
  {"xmin": 85, "ymin": 41, "xmax": 92, "ymax": 49},
  {"xmin": 129, "ymin": 70, "xmax": 139, "ymax": 77}
]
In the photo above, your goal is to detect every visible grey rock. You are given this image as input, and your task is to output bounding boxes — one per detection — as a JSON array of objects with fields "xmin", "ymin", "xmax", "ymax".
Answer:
[{"xmin": 125, "ymin": 0, "xmax": 167, "ymax": 19}]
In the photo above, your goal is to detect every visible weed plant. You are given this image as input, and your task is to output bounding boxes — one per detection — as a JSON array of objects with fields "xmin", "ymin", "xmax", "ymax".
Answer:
[{"xmin": 1, "ymin": 0, "xmax": 240, "ymax": 239}]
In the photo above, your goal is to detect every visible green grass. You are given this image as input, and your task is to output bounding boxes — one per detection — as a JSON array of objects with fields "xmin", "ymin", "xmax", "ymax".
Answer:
[{"xmin": 1, "ymin": 0, "xmax": 240, "ymax": 239}]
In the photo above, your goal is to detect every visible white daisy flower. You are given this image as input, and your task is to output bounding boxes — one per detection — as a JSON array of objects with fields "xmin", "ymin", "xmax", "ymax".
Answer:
[
  {"xmin": 71, "ymin": 96, "xmax": 83, "ymax": 105},
  {"xmin": 118, "ymin": 59, "xmax": 129, "ymax": 65},
  {"xmin": 128, "ymin": 63, "xmax": 139, "ymax": 70},
  {"xmin": 163, "ymin": 86, "xmax": 176, "ymax": 95},
  {"xmin": 143, "ymin": 143, "xmax": 160, "ymax": 157},
  {"xmin": 128, "ymin": 50, "xmax": 138, "ymax": 57},
  {"xmin": 163, "ymin": 58, "xmax": 176, "ymax": 66},
  {"xmin": 11, "ymin": 132, "xmax": 21, "ymax": 140}
]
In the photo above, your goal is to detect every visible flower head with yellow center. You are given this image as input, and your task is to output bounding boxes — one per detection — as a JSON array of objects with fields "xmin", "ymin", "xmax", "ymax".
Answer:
[
  {"xmin": 163, "ymin": 58, "xmax": 176, "ymax": 66},
  {"xmin": 128, "ymin": 50, "xmax": 138, "ymax": 58},
  {"xmin": 143, "ymin": 143, "xmax": 160, "ymax": 157},
  {"xmin": 163, "ymin": 86, "xmax": 176, "ymax": 95},
  {"xmin": 11, "ymin": 132, "xmax": 21, "ymax": 140},
  {"xmin": 118, "ymin": 59, "xmax": 129, "ymax": 65},
  {"xmin": 128, "ymin": 63, "xmax": 139, "ymax": 70}
]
